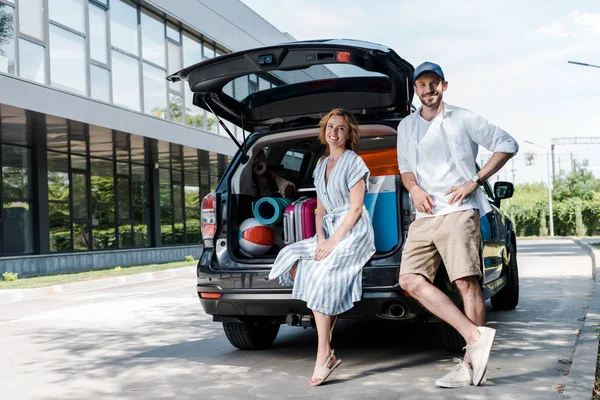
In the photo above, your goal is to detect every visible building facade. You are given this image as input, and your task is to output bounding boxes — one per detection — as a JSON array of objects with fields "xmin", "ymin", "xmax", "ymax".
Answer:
[{"xmin": 0, "ymin": 0, "xmax": 298, "ymax": 276}]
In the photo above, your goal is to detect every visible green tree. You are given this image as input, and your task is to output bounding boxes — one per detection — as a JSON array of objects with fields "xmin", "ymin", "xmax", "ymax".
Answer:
[{"xmin": 553, "ymin": 163, "xmax": 600, "ymax": 202}]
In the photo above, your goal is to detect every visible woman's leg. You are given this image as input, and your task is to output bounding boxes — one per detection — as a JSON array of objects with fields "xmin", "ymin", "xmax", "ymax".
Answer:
[{"xmin": 309, "ymin": 310, "xmax": 337, "ymax": 385}]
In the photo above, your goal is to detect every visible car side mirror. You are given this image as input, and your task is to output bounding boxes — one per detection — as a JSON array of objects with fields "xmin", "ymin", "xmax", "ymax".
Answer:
[{"xmin": 494, "ymin": 181, "xmax": 514, "ymax": 207}]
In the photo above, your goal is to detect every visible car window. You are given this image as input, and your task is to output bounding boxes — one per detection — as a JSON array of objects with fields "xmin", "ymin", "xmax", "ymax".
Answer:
[{"xmin": 280, "ymin": 150, "xmax": 305, "ymax": 180}]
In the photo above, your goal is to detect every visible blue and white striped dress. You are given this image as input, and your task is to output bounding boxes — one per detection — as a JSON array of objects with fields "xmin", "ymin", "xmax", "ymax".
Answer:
[{"xmin": 268, "ymin": 150, "xmax": 376, "ymax": 316}]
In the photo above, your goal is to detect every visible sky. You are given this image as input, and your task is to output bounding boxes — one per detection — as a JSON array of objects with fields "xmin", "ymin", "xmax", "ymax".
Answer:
[{"xmin": 241, "ymin": 0, "xmax": 600, "ymax": 185}]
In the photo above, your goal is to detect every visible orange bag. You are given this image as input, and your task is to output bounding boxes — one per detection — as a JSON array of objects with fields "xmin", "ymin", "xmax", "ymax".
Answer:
[{"xmin": 358, "ymin": 148, "xmax": 399, "ymax": 177}]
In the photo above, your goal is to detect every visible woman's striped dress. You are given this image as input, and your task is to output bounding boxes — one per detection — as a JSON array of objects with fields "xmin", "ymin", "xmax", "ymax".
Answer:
[{"xmin": 268, "ymin": 150, "xmax": 376, "ymax": 316}]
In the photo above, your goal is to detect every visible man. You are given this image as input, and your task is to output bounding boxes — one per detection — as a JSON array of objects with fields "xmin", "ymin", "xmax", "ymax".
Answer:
[{"xmin": 396, "ymin": 62, "xmax": 518, "ymax": 388}]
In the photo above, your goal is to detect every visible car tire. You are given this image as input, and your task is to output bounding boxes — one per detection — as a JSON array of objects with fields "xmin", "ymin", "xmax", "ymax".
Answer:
[
  {"xmin": 491, "ymin": 240, "xmax": 519, "ymax": 310},
  {"xmin": 222, "ymin": 319, "xmax": 280, "ymax": 350},
  {"xmin": 439, "ymin": 322, "xmax": 466, "ymax": 353}
]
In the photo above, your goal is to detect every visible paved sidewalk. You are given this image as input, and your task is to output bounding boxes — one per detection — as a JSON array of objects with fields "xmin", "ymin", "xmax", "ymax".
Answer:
[
  {"xmin": 0, "ymin": 266, "xmax": 195, "ymax": 304},
  {"xmin": 563, "ymin": 239, "xmax": 600, "ymax": 399}
]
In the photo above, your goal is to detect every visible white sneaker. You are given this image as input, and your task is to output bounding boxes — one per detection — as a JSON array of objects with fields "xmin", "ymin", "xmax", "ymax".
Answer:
[
  {"xmin": 435, "ymin": 359, "xmax": 473, "ymax": 388},
  {"xmin": 465, "ymin": 326, "xmax": 496, "ymax": 386}
]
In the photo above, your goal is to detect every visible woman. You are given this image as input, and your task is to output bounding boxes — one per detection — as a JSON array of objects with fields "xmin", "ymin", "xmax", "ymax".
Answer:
[{"xmin": 268, "ymin": 108, "xmax": 376, "ymax": 386}]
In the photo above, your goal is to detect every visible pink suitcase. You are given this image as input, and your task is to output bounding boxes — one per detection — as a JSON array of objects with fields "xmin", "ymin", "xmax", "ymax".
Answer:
[{"xmin": 282, "ymin": 197, "xmax": 317, "ymax": 245}]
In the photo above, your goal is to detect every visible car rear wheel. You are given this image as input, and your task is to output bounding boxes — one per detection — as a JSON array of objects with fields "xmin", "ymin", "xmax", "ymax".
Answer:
[
  {"xmin": 491, "ymin": 240, "xmax": 519, "ymax": 310},
  {"xmin": 222, "ymin": 318, "xmax": 280, "ymax": 350},
  {"xmin": 439, "ymin": 322, "xmax": 466, "ymax": 353}
]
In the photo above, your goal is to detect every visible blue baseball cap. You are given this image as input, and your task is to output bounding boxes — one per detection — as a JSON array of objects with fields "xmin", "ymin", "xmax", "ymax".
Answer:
[{"xmin": 413, "ymin": 61, "xmax": 445, "ymax": 82}]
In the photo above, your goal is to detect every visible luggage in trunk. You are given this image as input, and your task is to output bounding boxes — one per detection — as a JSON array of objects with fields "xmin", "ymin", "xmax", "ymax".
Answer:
[
  {"xmin": 283, "ymin": 197, "xmax": 318, "ymax": 245},
  {"xmin": 364, "ymin": 175, "xmax": 399, "ymax": 253}
]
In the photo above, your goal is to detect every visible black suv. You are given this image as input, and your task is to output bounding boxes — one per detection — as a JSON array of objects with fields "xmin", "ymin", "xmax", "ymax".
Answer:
[{"xmin": 167, "ymin": 39, "xmax": 519, "ymax": 353}]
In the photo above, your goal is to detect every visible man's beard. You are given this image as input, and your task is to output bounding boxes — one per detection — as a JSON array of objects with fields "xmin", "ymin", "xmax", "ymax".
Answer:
[{"xmin": 420, "ymin": 92, "xmax": 442, "ymax": 108}]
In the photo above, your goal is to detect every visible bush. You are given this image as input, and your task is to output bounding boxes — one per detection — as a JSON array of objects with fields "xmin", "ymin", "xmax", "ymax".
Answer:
[
  {"xmin": 2, "ymin": 272, "xmax": 18, "ymax": 282},
  {"xmin": 185, "ymin": 255, "xmax": 195, "ymax": 262}
]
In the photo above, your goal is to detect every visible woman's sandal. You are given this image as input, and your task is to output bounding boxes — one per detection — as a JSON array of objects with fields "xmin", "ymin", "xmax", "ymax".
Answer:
[{"xmin": 309, "ymin": 349, "xmax": 342, "ymax": 387}]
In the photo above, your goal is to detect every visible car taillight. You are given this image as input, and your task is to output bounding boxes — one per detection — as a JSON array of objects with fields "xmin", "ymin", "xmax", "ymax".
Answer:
[{"xmin": 201, "ymin": 192, "xmax": 217, "ymax": 242}]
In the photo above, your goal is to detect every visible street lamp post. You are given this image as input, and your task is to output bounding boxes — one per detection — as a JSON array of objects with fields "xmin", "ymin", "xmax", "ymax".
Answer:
[
  {"xmin": 568, "ymin": 60, "xmax": 600, "ymax": 69},
  {"xmin": 525, "ymin": 140, "xmax": 554, "ymax": 236}
]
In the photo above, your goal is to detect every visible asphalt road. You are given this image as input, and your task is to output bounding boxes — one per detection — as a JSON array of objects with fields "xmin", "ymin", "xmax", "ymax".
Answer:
[{"xmin": 0, "ymin": 239, "xmax": 593, "ymax": 400}]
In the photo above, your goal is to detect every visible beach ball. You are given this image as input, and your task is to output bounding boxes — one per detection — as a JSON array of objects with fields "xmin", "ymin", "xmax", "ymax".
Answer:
[{"xmin": 238, "ymin": 218, "xmax": 274, "ymax": 256}]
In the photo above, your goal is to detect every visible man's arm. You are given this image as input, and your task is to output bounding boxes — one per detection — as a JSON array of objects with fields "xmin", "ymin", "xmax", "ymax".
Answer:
[
  {"xmin": 402, "ymin": 172, "xmax": 436, "ymax": 214},
  {"xmin": 477, "ymin": 152, "xmax": 513, "ymax": 182}
]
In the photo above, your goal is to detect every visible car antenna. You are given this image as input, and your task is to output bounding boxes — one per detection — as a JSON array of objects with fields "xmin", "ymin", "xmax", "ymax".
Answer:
[{"xmin": 202, "ymin": 94, "xmax": 249, "ymax": 164}]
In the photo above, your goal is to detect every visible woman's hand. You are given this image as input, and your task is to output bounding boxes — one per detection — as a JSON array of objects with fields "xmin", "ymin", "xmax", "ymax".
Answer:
[{"xmin": 315, "ymin": 239, "xmax": 337, "ymax": 261}]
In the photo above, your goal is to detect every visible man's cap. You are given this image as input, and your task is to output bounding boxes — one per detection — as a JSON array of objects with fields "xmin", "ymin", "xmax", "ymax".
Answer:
[{"xmin": 413, "ymin": 62, "xmax": 445, "ymax": 81}]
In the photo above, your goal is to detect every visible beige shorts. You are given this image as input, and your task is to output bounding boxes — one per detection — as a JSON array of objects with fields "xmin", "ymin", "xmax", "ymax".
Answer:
[{"xmin": 400, "ymin": 209, "xmax": 482, "ymax": 283}]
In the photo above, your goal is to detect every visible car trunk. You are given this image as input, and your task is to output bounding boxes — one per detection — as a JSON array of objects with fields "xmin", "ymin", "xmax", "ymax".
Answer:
[{"xmin": 224, "ymin": 125, "xmax": 403, "ymax": 264}]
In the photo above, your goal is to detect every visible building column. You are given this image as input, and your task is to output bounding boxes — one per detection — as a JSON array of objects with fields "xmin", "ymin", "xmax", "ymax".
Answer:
[
  {"xmin": 31, "ymin": 111, "xmax": 50, "ymax": 254},
  {"xmin": 147, "ymin": 138, "xmax": 161, "ymax": 247}
]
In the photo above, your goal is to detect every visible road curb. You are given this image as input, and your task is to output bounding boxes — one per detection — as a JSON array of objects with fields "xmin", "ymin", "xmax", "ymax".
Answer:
[
  {"xmin": 563, "ymin": 238, "xmax": 600, "ymax": 399},
  {"xmin": 0, "ymin": 266, "xmax": 196, "ymax": 305}
]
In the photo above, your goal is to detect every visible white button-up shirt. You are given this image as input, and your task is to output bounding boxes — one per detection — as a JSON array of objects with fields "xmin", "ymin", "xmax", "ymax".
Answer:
[{"xmin": 397, "ymin": 103, "xmax": 519, "ymax": 215}]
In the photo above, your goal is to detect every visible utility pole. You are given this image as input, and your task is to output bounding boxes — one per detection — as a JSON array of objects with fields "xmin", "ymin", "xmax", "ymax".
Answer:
[
  {"xmin": 511, "ymin": 158, "xmax": 515, "ymax": 182},
  {"xmin": 571, "ymin": 152, "xmax": 575, "ymax": 173},
  {"xmin": 550, "ymin": 144, "xmax": 556, "ymax": 182}
]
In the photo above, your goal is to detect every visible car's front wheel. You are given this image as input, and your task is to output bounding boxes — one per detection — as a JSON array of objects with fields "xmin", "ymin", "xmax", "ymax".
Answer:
[
  {"xmin": 491, "ymin": 240, "xmax": 519, "ymax": 310},
  {"xmin": 222, "ymin": 318, "xmax": 280, "ymax": 350}
]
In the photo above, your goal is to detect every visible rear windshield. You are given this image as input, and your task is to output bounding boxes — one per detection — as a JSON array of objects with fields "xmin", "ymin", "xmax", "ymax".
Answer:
[{"xmin": 222, "ymin": 64, "xmax": 387, "ymax": 102}]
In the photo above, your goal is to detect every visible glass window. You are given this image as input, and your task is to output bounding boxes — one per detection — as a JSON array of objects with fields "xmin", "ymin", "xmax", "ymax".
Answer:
[
  {"xmin": 143, "ymin": 63, "xmax": 167, "ymax": 118},
  {"xmin": 117, "ymin": 176, "xmax": 131, "ymax": 219},
  {"xmin": 115, "ymin": 132, "xmax": 129, "ymax": 161},
  {"xmin": 69, "ymin": 121, "xmax": 87, "ymax": 155},
  {"xmin": 48, "ymin": 0, "xmax": 84, "ymax": 33},
  {"xmin": 182, "ymin": 32, "xmax": 201, "ymax": 67},
  {"xmin": 157, "ymin": 140, "xmax": 169, "ymax": 165},
  {"xmin": 258, "ymin": 77, "xmax": 271, "ymax": 91},
  {"xmin": 184, "ymin": 87, "xmax": 203, "ymax": 128},
  {"xmin": 133, "ymin": 206, "xmax": 148, "ymax": 247},
  {"xmin": 166, "ymin": 22, "xmax": 179, "ymax": 43},
  {"xmin": 203, "ymin": 42, "xmax": 214, "ymax": 59},
  {"xmin": 71, "ymin": 171, "xmax": 88, "ymax": 219},
  {"xmin": 46, "ymin": 115, "xmax": 68, "ymax": 151},
  {"xmin": 92, "ymin": 204, "xmax": 115, "ymax": 249},
  {"xmin": 89, "ymin": 126, "xmax": 113, "ymax": 158},
  {"xmin": 2, "ymin": 201, "xmax": 32, "ymax": 254},
  {"xmin": 159, "ymin": 168, "xmax": 171, "ymax": 206},
  {"xmin": 119, "ymin": 222, "xmax": 132, "ymax": 248},
  {"xmin": 89, "ymin": 3, "xmax": 108, "ymax": 64},
  {"xmin": 160, "ymin": 207, "xmax": 172, "ymax": 245},
  {"xmin": 49, "ymin": 201, "xmax": 70, "ymax": 252},
  {"xmin": 49, "ymin": 25, "xmax": 86, "ymax": 95},
  {"xmin": 167, "ymin": 41, "xmax": 183, "ymax": 93},
  {"xmin": 141, "ymin": 10, "xmax": 165, "ymax": 67},
  {"xmin": 93, "ymin": 0, "xmax": 107, "ymax": 5},
  {"xmin": 18, "ymin": 0, "xmax": 44, "ymax": 41},
  {"xmin": 209, "ymin": 152, "xmax": 219, "ymax": 191},
  {"xmin": 111, "ymin": 50, "xmax": 140, "ymax": 111},
  {"xmin": 216, "ymin": 48, "xmax": 225, "ymax": 58},
  {"xmin": 168, "ymin": 93, "xmax": 183, "ymax": 123},
  {"xmin": 73, "ymin": 222, "xmax": 89, "ymax": 250},
  {"xmin": 90, "ymin": 65, "xmax": 110, "ymax": 102},
  {"xmin": 19, "ymin": 39, "xmax": 45, "ymax": 84},
  {"xmin": 1, "ymin": 105, "xmax": 30, "ymax": 146},
  {"xmin": 0, "ymin": 4, "xmax": 16, "ymax": 75},
  {"xmin": 2, "ymin": 144, "xmax": 30, "ymax": 199},
  {"xmin": 130, "ymin": 134, "xmax": 144, "ymax": 164},
  {"xmin": 90, "ymin": 158, "xmax": 114, "ymax": 203},
  {"xmin": 110, "ymin": 0, "xmax": 138, "ymax": 56},
  {"xmin": 131, "ymin": 164, "xmax": 146, "ymax": 204},
  {"xmin": 47, "ymin": 151, "xmax": 70, "ymax": 201}
]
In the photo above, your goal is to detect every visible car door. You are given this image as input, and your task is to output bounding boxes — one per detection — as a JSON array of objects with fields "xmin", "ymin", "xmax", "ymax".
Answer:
[
  {"xmin": 479, "ymin": 181, "xmax": 505, "ymax": 284},
  {"xmin": 166, "ymin": 39, "xmax": 415, "ymax": 137}
]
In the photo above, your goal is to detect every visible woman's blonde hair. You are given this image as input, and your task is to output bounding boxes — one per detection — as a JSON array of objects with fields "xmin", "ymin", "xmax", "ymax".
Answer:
[{"xmin": 318, "ymin": 108, "xmax": 360, "ymax": 154}]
